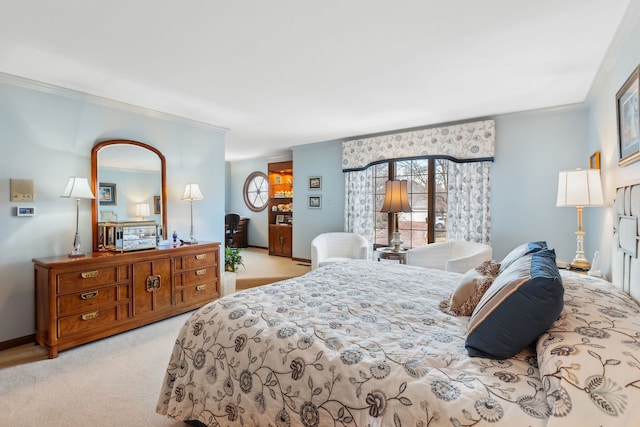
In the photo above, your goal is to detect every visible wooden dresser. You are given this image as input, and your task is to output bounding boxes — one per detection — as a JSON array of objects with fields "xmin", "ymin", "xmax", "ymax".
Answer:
[{"xmin": 33, "ymin": 242, "xmax": 220, "ymax": 358}]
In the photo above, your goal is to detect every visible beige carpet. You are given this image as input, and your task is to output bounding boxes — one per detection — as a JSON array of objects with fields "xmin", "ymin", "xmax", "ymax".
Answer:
[
  {"xmin": 235, "ymin": 247, "xmax": 310, "ymax": 289},
  {"xmin": 0, "ymin": 248, "xmax": 310, "ymax": 426},
  {"xmin": 0, "ymin": 312, "xmax": 191, "ymax": 426}
]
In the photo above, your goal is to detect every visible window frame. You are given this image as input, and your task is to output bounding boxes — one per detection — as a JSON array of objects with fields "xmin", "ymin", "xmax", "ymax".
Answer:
[{"xmin": 374, "ymin": 158, "xmax": 447, "ymax": 249}]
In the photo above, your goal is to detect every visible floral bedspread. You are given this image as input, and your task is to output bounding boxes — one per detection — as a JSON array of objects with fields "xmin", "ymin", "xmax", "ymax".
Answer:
[{"xmin": 156, "ymin": 261, "xmax": 640, "ymax": 426}]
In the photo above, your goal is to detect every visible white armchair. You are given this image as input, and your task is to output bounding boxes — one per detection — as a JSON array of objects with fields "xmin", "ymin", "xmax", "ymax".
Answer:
[
  {"xmin": 406, "ymin": 241, "xmax": 492, "ymax": 273},
  {"xmin": 311, "ymin": 232, "xmax": 369, "ymax": 270}
]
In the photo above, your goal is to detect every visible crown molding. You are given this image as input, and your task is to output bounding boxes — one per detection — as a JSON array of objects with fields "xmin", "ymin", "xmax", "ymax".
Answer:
[{"xmin": 0, "ymin": 71, "xmax": 229, "ymax": 134}]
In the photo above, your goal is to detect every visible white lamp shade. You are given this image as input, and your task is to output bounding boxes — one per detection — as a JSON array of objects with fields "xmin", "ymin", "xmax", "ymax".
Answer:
[
  {"xmin": 182, "ymin": 184, "xmax": 204, "ymax": 201},
  {"xmin": 61, "ymin": 177, "xmax": 95, "ymax": 199},
  {"xmin": 380, "ymin": 180, "xmax": 412, "ymax": 213},
  {"xmin": 135, "ymin": 203, "xmax": 151, "ymax": 217},
  {"xmin": 556, "ymin": 169, "xmax": 603, "ymax": 207}
]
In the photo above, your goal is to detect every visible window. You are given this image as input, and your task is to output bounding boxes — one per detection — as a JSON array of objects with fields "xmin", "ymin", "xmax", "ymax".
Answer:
[
  {"xmin": 243, "ymin": 171, "xmax": 269, "ymax": 212},
  {"xmin": 373, "ymin": 159, "xmax": 448, "ymax": 248}
]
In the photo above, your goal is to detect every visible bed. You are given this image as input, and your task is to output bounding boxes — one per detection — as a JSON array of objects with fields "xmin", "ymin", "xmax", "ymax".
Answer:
[{"xmin": 156, "ymin": 242, "xmax": 640, "ymax": 426}]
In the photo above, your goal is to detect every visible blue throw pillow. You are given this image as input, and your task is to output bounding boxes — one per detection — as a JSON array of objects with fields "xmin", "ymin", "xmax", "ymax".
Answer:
[
  {"xmin": 499, "ymin": 241, "xmax": 548, "ymax": 273},
  {"xmin": 465, "ymin": 248, "xmax": 564, "ymax": 359}
]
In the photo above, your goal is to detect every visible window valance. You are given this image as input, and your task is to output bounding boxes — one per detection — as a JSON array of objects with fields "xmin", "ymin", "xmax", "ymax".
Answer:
[{"xmin": 342, "ymin": 119, "xmax": 495, "ymax": 172}]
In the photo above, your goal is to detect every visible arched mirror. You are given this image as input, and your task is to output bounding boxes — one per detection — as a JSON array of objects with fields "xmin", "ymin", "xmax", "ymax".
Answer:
[{"xmin": 91, "ymin": 139, "xmax": 167, "ymax": 251}]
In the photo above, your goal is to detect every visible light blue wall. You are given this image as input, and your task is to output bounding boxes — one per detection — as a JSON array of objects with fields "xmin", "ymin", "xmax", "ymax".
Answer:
[
  {"xmin": 585, "ymin": 1, "xmax": 640, "ymax": 278},
  {"xmin": 0, "ymin": 76, "xmax": 226, "ymax": 343},
  {"xmin": 491, "ymin": 106, "xmax": 589, "ymax": 261},
  {"xmin": 291, "ymin": 140, "xmax": 345, "ymax": 260}
]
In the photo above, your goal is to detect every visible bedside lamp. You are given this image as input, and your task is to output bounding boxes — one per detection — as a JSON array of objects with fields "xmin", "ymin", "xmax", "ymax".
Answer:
[
  {"xmin": 182, "ymin": 183, "xmax": 204, "ymax": 244},
  {"xmin": 380, "ymin": 180, "xmax": 412, "ymax": 252},
  {"xmin": 61, "ymin": 177, "xmax": 96, "ymax": 257},
  {"xmin": 135, "ymin": 203, "xmax": 151, "ymax": 220},
  {"xmin": 556, "ymin": 168, "xmax": 603, "ymax": 270}
]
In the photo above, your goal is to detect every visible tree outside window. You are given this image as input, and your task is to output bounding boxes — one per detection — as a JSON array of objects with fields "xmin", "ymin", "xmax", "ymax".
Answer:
[{"xmin": 373, "ymin": 159, "xmax": 448, "ymax": 249}]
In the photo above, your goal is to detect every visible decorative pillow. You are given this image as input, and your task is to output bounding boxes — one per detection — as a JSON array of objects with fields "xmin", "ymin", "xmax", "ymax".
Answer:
[
  {"xmin": 465, "ymin": 248, "xmax": 564, "ymax": 359},
  {"xmin": 439, "ymin": 260, "xmax": 500, "ymax": 316},
  {"xmin": 498, "ymin": 241, "xmax": 548, "ymax": 273}
]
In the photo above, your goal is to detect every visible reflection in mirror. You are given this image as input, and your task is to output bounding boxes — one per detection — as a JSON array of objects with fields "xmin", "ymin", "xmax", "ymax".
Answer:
[{"xmin": 91, "ymin": 140, "xmax": 167, "ymax": 251}]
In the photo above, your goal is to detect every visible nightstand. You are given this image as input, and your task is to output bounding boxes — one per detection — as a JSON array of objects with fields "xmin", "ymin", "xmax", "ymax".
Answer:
[{"xmin": 377, "ymin": 247, "xmax": 408, "ymax": 264}]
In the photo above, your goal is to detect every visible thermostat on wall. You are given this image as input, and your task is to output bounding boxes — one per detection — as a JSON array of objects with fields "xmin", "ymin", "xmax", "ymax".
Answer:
[{"xmin": 17, "ymin": 206, "xmax": 35, "ymax": 216}]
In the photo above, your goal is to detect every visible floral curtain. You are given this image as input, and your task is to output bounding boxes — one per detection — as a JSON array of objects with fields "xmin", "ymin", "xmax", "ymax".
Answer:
[
  {"xmin": 344, "ymin": 168, "xmax": 375, "ymax": 256},
  {"xmin": 342, "ymin": 120, "xmax": 494, "ymax": 171},
  {"xmin": 343, "ymin": 120, "xmax": 494, "ymax": 245},
  {"xmin": 447, "ymin": 161, "xmax": 492, "ymax": 243}
]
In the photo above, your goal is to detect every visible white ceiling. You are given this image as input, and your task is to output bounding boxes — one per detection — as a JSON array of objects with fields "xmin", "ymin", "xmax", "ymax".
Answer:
[{"xmin": 0, "ymin": 1, "xmax": 631, "ymax": 161}]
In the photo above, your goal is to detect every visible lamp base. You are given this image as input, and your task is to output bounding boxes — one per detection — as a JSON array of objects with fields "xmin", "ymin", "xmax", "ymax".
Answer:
[
  {"xmin": 68, "ymin": 232, "xmax": 85, "ymax": 257},
  {"xmin": 570, "ymin": 259, "xmax": 591, "ymax": 271},
  {"xmin": 390, "ymin": 231, "xmax": 403, "ymax": 252},
  {"xmin": 570, "ymin": 228, "xmax": 590, "ymax": 270}
]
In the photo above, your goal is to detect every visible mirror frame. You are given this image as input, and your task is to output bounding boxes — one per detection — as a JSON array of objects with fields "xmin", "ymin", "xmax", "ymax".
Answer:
[{"xmin": 91, "ymin": 139, "xmax": 167, "ymax": 251}]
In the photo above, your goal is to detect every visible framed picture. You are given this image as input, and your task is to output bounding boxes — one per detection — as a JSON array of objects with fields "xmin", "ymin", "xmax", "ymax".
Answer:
[
  {"xmin": 308, "ymin": 195, "xmax": 321, "ymax": 209},
  {"xmin": 276, "ymin": 214, "xmax": 285, "ymax": 224},
  {"xmin": 99, "ymin": 183, "xmax": 117, "ymax": 205},
  {"xmin": 153, "ymin": 196, "xmax": 161, "ymax": 214},
  {"xmin": 589, "ymin": 151, "xmax": 601, "ymax": 170},
  {"xmin": 616, "ymin": 64, "xmax": 640, "ymax": 166},
  {"xmin": 308, "ymin": 176, "xmax": 321, "ymax": 190}
]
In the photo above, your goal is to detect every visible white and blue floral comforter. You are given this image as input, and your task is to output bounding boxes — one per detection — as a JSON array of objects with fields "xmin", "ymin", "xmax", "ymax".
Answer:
[{"xmin": 157, "ymin": 261, "xmax": 640, "ymax": 426}]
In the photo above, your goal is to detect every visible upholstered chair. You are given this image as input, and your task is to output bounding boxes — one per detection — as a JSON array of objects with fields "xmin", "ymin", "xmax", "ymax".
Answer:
[
  {"xmin": 311, "ymin": 232, "xmax": 369, "ymax": 270},
  {"xmin": 406, "ymin": 241, "xmax": 492, "ymax": 273}
]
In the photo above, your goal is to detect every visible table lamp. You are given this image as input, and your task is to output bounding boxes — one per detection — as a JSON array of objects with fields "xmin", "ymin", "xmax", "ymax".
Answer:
[
  {"xmin": 556, "ymin": 168, "xmax": 603, "ymax": 270},
  {"xmin": 380, "ymin": 180, "xmax": 412, "ymax": 252},
  {"xmin": 61, "ymin": 177, "xmax": 96, "ymax": 257},
  {"xmin": 182, "ymin": 183, "xmax": 204, "ymax": 243}
]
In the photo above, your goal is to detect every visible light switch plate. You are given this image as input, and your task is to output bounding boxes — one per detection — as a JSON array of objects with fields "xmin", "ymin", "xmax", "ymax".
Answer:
[{"xmin": 10, "ymin": 179, "xmax": 34, "ymax": 202}]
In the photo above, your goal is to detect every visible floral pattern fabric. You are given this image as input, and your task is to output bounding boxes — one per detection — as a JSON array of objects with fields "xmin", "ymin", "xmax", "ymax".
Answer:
[
  {"xmin": 537, "ymin": 271, "xmax": 640, "ymax": 426},
  {"xmin": 341, "ymin": 120, "xmax": 494, "ymax": 172},
  {"xmin": 157, "ymin": 262, "xmax": 640, "ymax": 427},
  {"xmin": 447, "ymin": 161, "xmax": 492, "ymax": 244}
]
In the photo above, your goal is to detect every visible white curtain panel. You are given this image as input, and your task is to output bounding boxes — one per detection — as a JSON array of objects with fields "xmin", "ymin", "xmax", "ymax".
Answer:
[{"xmin": 447, "ymin": 161, "xmax": 492, "ymax": 243}]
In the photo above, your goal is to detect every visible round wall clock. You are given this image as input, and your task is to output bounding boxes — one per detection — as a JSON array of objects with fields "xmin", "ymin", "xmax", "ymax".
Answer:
[{"xmin": 243, "ymin": 171, "xmax": 268, "ymax": 212}]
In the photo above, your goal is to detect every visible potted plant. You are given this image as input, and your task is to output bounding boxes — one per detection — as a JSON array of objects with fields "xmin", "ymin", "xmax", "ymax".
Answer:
[
  {"xmin": 222, "ymin": 247, "xmax": 243, "ymax": 296},
  {"xmin": 224, "ymin": 247, "xmax": 244, "ymax": 272}
]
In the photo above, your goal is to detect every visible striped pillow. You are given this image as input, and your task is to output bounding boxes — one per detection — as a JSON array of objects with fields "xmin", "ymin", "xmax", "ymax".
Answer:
[
  {"xmin": 498, "ymin": 241, "xmax": 547, "ymax": 273},
  {"xmin": 465, "ymin": 248, "xmax": 564, "ymax": 359}
]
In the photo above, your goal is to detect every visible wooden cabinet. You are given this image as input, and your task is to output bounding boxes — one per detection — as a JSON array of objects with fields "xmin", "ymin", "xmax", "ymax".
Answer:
[
  {"xmin": 268, "ymin": 161, "xmax": 293, "ymax": 257},
  {"xmin": 33, "ymin": 242, "xmax": 220, "ymax": 358},
  {"xmin": 269, "ymin": 224, "xmax": 292, "ymax": 257}
]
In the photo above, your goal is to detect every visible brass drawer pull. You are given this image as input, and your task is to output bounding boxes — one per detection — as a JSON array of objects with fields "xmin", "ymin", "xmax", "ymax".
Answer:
[
  {"xmin": 81, "ymin": 311, "xmax": 99, "ymax": 321},
  {"xmin": 196, "ymin": 284, "xmax": 207, "ymax": 291},
  {"xmin": 81, "ymin": 270, "xmax": 99, "ymax": 279},
  {"xmin": 81, "ymin": 291, "xmax": 98, "ymax": 300},
  {"xmin": 195, "ymin": 269, "xmax": 207, "ymax": 276},
  {"xmin": 146, "ymin": 275, "xmax": 161, "ymax": 292},
  {"xmin": 195, "ymin": 254, "xmax": 207, "ymax": 260}
]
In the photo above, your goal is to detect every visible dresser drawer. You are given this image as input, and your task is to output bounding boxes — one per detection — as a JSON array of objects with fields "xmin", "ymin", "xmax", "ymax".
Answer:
[
  {"xmin": 57, "ymin": 265, "xmax": 129, "ymax": 293},
  {"xmin": 57, "ymin": 304, "xmax": 130, "ymax": 338},
  {"xmin": 175, "ymin": 281, "xmax": 218, "ymax": 304},
  {"xmin": 174, "ymin": 250, "xmax": 217, "ymax": 271},
  {"xmin": 57, "ymin": 285, "xmax": 130, "ymax": 317},
  {"xmin": 174, "ymin": 267, "xmax": 217, "ymax": 288}
]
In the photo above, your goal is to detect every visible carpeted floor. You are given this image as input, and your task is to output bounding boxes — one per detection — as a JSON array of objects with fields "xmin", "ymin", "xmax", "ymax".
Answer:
[
  {"xmin": 235, "ymin": 247, "xmax": 311, "ymax": 289},
  {"xmin": 0, "ymin": 248, "xmax": 310, "ymax": 426}
]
